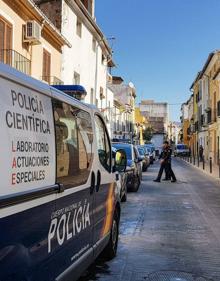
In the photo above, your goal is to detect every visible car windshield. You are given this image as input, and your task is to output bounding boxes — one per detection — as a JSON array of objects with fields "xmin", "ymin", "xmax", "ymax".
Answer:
[
  {"xmin": 145, "ymin": 146, "xmax": 153, "ymax": 153},
  {"xmin": 112, "ymin": 144, "xmax": 132, "ymax": 159}
]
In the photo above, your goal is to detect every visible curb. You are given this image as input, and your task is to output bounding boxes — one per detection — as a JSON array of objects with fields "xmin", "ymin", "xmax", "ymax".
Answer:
[{"xmin": 177, "ymin": 157, "xmax": 220, "ymax": 182}]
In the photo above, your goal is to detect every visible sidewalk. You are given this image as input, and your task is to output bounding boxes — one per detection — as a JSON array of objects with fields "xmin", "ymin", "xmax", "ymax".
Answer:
[{"xmin": 178, "ymin": 156, "xmax": 220, "ymax": 180}]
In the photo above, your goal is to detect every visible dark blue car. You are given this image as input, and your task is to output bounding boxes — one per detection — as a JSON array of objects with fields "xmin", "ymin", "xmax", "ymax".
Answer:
[{"xmin": 112, "ymin": 143, "xmax": 142, "ymax": 192}]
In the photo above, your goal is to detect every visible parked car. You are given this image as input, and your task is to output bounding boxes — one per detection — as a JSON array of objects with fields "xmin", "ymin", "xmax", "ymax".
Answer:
[
  {"xmin": 137, "ymin": 145, "xmax": 150, "ymax": 172},
  {"xmin": 112, "ymin": 147, "xmax": 128, "ymax": 202},
  {"xmin": 112, "ymin": 143, "xmax": 142, "ymax": 192},
  {"xmin": 134, "ymin": 145, "xmax": 143, "ymax": 180},
  {"xmin": 174, "ymin": 144, "xmax": 190, "ymax": 156},
  {"xmin": 146, "ymin": 144, "xmax": 156, "ymax": 160},
  {"xmin": 139, "ymin": 145, "xmax": 151, "ymax": 166},
  {"xmin": 144, "ymin": 145, "xmax": 154, "ymax": 164},
  {"xmin": 0, "ymin": 63, "xmax": 127, "ymax": 281}
]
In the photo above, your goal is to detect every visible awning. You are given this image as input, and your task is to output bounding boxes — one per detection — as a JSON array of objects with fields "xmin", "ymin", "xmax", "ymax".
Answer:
[{"xmin": 52, "ymin": 84, "xmax": 87, "ymax": 100}]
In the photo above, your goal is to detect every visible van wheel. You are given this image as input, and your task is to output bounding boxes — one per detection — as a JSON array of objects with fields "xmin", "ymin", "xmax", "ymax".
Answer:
[{"xmin": 102, "ymin": 211, "xmax": 119, "ymax": 260}]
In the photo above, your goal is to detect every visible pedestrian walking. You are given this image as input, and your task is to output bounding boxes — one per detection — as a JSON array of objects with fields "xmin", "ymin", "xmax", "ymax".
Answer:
[
  {"xmin": 154, "ymin": 141, "xmax": 176, "ymax": 182},
  {"xmin": 199, "ymin": 145, "xmax": 204, "ymax": 161}
]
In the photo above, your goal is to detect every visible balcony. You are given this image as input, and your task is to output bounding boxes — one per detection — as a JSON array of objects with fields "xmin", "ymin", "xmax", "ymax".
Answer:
[
  {"xmin": 41, "ymin": 76, "xmax": 64, "ymax": 85},
  {"xmin": 0, "ymin": 49, "xmax": 30, "ymax": 75}
]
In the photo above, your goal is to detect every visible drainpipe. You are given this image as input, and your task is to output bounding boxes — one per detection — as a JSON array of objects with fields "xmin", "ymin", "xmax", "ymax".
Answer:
[{"xmin": 94, "ymin": 42, "xmax": 99, "ymax": 106}]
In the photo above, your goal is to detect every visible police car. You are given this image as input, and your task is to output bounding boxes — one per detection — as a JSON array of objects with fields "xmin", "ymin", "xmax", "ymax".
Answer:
[{"xmin": 0, "ymin": 63, "xmax": 126, "ymax": 281}]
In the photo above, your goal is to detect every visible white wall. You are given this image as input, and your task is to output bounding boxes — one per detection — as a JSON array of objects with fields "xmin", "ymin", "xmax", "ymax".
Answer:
[
  {"xmin": 61, "ymin": 1, "xmax": 108, "ymax": 105},
  {"xmin": 139, "ymin": 103, "xmax": 168, "ymax": 118}
]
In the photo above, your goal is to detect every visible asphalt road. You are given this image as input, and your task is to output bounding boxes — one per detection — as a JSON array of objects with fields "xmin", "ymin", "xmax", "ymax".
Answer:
[{"xmin": 80, "ymin": 158, "xmax": 220, "ymax": 281}]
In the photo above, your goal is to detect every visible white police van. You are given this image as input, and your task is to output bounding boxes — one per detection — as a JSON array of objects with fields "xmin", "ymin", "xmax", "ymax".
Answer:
[{"xmin": 0, "ymin": 63, "xmax": 126, "ymax": 281}]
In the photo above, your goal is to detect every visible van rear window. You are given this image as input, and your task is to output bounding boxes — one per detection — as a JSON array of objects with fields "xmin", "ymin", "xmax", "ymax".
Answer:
[{"xmin": 53, "ymin": 100, "xmax": 93, "ymax": 188}]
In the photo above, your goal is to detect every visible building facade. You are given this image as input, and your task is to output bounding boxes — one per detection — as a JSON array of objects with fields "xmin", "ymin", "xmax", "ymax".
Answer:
[
  {"xmin": 183, "ymin": 50, "xmax": 220, "ymax": 162},
  {"xmin": 134, "ymin": 108, "xmax": 147, "ymax": 145},
  {"xmin": 139, "ymin": 100, "xmax": 169, "ymax": 135},
  {"xmin": 167, "ymin": 121, "xmax": 182, "ymax": 145},
  {"xmin": 0, "ymin": 0, "xmax": 69, "ymax": 83},
  {"xmin": 108, "ymin": 77, "xmax": 136, "ymax": 141},
  {"xmin": 180, "ymin": 102, "xmax": 190, "ymax": 146},
  {"xmin": 33, "ymin": 0, "xmax": 114, "ymax": 108}
]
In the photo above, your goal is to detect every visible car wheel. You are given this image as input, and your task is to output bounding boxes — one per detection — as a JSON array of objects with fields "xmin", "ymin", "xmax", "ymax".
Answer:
[
  {"xmin": 143, "ymin": 165, "xmax": 147, "ymax": 172},
  {"xmin": 102, "ymin": 211, "xmax": 119, "ymax": 260},
  {"xmin": 131, "ymin": 176, "xmax": 140, "ymax": 192}
]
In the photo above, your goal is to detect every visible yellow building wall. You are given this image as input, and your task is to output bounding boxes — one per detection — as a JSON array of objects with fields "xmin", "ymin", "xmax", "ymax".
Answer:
[
  {"xmin": 208, "ymin": 61, "xmax": 220, "ymax": 163},
  {"xmin": 31, "ymin": 40, "xmax": 62, "ymax": 81},
  {"xmin": 0, "ymin": 1, "xmax": 29, "ymax": 58},
  {"xmin": 182, "ymin": 119, "xmax": 189, "ymax": 145},
  {"xmin": 135, "ymin": 108, "xmax": 146, "ymax": 145}
]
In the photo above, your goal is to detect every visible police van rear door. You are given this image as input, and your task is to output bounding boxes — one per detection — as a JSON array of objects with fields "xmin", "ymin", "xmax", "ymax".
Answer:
[
  {"xmin": 50, "ymin": 98, "xmax": 95, "ymax": 279},
  {"xmin": 93, "ymin": 113, "xmax": 116, "ymax": 252}
]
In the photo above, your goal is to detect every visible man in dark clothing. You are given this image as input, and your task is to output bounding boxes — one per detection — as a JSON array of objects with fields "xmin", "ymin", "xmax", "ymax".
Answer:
[{"xmin": 154, "ymin": 141, "xmax": 176, "ymax": 183}]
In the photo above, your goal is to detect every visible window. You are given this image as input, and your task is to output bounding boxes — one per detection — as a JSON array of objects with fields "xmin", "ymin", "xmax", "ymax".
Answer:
[
  {"xmin": 92, "ymin": 37, "xmax": 96, "ymax": 52},
  {"xmin": 101, "ymin": 53, "xmax": 105, "ymax": 64},
  {"xmin": 73, "ymin": 71, "xmax": 80, "ymax": 84},
  {"xmin": 217, "ymin": 101, "xmax": 220, "ymax": 116},
  {"xmin": 53, "ymin": 100, "xmax": 94, "ymax": 188},
  {"xmin": 76, "ymin": 18, "xmax": 82, "ymax": 37},
  {"xmin": 81, "ymin": 0, "xmax": 93, "ymax": 15},
  {"xmin": 0, "ymin": 16, "xmax": 12, "ymax": 64},
  {"xmin": 90, "ymin": 88, "xmax": 94, "ymax": 104},
  {"xmin": 95, "ymin": 115, "xmax": 111, "ymax": 171},
  {"xmin": 100, "ymin": 86, "xmax": 104, "ymax": 99},
  {"xmin": 42, "ymin": 49, "xmax": 51, "ymax": 83},
  {"xmin": 198, "ymin": 80, "xmax": 203, "ymax": 101}
]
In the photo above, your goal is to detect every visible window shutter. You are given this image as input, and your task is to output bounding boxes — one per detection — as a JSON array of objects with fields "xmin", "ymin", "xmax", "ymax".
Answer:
[
  {"xmin": 42, "ymin": 49, "xmax": 51, "ymax": 83},
  {"xmin": 47, "ymin": 51, "xmax": 51, "ymax": 78},
  {"xmin": 0, "ymin": 19, "xmax": 4, "ymax": 62},
  {"xmin": 6, "ymin": 25, "xmax": 12, "ymax": 64},
  {"xmin": 0, "ymin": 16, "xmax": 12, "ymax": 64},
  {"xmin": 43, "ymin": 49, "xmax": 46, "ymax": 79}
]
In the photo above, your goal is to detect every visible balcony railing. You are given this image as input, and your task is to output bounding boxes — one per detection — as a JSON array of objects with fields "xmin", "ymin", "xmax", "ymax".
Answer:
[
  {"xmin": 41, "ymin": 76, "xmax": 64, "ymax": 85},
  {"xmin": 0, "ymin": 49, "xmax": 31, "ymax": 75}
]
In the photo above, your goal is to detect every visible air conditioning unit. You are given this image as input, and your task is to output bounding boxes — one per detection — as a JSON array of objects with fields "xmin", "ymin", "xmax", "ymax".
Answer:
[{"xmin": 23, "ymin": 20, "xmax": 41, "ymax": 44}]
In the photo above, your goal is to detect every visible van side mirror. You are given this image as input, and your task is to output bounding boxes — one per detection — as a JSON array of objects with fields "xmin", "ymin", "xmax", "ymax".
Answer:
[{"xmin": 113, "ymin": 149, "xmax": 127, "ymax": 173}]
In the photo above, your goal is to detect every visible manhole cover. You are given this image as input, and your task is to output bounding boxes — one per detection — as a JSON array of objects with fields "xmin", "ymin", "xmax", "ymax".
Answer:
[{"xmin": 146, "ymin": 271, "xmax": 210, "ymax": 281}]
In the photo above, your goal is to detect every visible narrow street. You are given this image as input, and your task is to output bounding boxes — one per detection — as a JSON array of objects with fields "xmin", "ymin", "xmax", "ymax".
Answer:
[{"xmin": 81, "ymin": 159, "xmax": 220, "ymax": 281}]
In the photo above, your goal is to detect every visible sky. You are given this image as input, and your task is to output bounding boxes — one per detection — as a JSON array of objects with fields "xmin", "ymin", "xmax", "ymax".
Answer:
[{"xmin": 95, "ymin": 0, "xmax": 220, "ymax": 121}]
